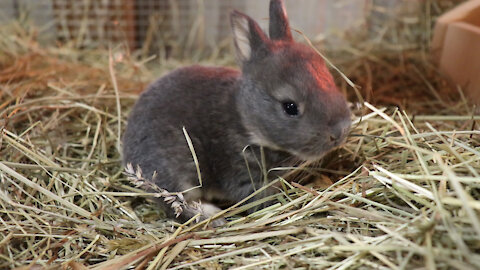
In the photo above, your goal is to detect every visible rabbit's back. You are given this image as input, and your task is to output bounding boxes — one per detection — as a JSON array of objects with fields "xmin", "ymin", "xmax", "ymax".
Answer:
[{"xmin": 140, "ymin": 65, "xmax": 240, "ymax": 117}]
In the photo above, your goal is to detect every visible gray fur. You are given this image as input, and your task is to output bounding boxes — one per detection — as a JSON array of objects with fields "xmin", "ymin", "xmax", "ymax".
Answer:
[{"xmin": 122, "ymin": 0, "xmax": 351, "ymax": 224}]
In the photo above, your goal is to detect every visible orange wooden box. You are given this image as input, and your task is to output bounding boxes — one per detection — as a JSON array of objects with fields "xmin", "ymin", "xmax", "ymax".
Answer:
[{"xmin": 432, "ymin": 0, "xmax": 480, "ymax": 104}]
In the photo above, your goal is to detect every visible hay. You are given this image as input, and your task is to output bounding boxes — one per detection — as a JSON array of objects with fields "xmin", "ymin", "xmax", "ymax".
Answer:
[{"xmin": 1, "ymin": 1, "xmax": 480, "ymax": 269}]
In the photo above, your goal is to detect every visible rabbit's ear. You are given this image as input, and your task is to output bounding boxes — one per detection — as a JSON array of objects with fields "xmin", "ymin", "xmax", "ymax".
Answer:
[
  {"xmin": 231, "ymin": 10, "xmax": 270, "ymax": 62},
  {"xmin": 269, "ymin": 0, "xmax": 293, "ymax": 41}
]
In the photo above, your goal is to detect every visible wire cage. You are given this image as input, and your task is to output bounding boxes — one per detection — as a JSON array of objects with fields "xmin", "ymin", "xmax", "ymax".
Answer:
[
  {"xmin": 0, "ymin": 0, "xmax": 463, "ymax": 56},
  {"xmin": 0, "ymin": 0, "xmax": 379, "ymax": 55}
]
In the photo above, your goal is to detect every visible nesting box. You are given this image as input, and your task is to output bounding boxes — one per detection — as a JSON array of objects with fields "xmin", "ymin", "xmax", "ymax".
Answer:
[{"xmin": 432, "ymin": 0, "xmax": 480, "ymax": 104}]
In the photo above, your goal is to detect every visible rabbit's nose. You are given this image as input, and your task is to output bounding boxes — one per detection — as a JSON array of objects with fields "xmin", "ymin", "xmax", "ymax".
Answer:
[{"xmin": 330, "ymin": 120, "xmax": 350, "ymax": 144}]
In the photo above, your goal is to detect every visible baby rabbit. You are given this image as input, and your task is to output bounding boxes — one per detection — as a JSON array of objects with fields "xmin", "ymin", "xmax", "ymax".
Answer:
[{"xmin": 123, "ymin": 0, "xmax": 351, "ymax": 225}]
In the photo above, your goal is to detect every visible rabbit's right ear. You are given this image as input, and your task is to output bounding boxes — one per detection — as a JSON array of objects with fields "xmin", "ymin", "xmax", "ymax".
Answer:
[
  {"xmin": 231, "ymin": 10, "xmax": 270, "ymax": 62},
  {"xmin": 269, "ymin": 0, "xmax": 293, "ymax": 41}
]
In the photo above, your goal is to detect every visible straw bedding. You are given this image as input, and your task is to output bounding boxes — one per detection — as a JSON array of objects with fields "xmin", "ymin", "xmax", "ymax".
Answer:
[{"xmin": 1, "ymin": 1, "xmax": 479, "ymax": 269}]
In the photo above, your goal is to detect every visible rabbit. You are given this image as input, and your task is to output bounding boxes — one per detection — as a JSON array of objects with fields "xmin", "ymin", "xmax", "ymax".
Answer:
[{"xmin": 122, "ymin": 0, "xmax": 351, "ymax": 226}]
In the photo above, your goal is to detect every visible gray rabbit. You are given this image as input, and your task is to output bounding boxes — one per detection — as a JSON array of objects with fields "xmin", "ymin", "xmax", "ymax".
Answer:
[{"xmin": 123, "ymin": 0, "xmax": 351, "ymax": 225}]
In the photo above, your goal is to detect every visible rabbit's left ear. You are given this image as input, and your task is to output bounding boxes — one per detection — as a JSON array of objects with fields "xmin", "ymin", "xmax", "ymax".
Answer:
[
  {"xmin": 269, "ymin": 0, "xmax": 293, "ymax": 41},
  {"xmin": 231, "ymin": 10, "xmax": 270, "ymax": 62}
]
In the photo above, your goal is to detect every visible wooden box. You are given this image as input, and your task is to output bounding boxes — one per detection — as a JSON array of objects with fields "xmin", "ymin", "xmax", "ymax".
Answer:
[{"xmin": 432, "ymin": 0, "xmax": 480, "ymax": 104}]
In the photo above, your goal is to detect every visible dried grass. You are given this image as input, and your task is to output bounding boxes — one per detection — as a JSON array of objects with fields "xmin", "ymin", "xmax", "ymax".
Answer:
[{"xmin": 1, "ymin": 1, "xmax": 480, "ymax": 269}]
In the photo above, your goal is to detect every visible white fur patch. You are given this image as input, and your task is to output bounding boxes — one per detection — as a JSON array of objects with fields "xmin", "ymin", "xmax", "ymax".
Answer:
[{"xmin": 200, "ymin": 203, "xmax": 222, "ymax": 217}]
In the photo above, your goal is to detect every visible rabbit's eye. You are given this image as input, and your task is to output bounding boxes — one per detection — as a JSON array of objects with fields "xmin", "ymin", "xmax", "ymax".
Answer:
[{"xmin": 282, "ymin": 101, "xmax": 299, "ymax": 116}]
